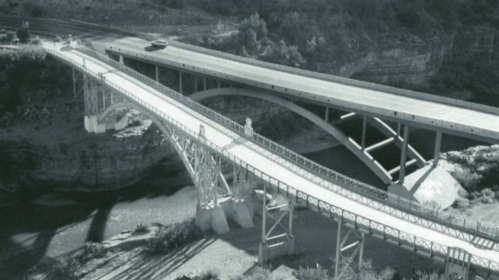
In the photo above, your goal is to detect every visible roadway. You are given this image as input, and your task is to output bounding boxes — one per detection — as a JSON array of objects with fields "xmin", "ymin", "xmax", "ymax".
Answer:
[
  {"xmin": 106, "ymin": 37, "xmax": 499, "ymax": 143},
  {"xmin": 43, "ymin": 43, "xmax": 499, "ymax": 275}
]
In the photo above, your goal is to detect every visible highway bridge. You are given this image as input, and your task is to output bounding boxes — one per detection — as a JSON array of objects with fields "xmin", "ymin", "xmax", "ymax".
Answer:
[
  {"xmin": 105, "ymin": 38, "xmax": 499, "ymax": 186},
  {"xmin": 39, "ymin": 41, "xmax": 499, "ymax": 279},
  {"xmin": 2, "ymin": 15, "xmax": 499, "ymax": 279}
]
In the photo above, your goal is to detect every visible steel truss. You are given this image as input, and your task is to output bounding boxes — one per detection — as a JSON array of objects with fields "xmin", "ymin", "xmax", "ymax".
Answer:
[
  {"xmin": 258, "ymin": 179, "xmax": 295, "ymax": 264},
  {"xmin": 232, "ymin": 163, "xmax": 252, "ymax": 202},
  {"xmin": 74, "ymin": 69, "xmax": 124, "ymax": 118},
  {"xmin": 334, "ymin": 217, "xmax": 365, "ymax": 280},
  {"xmin": 77, "ymin": 68, "xmax": 236, "ymax": 210},
  {"xmin": 169, "ymin": 125, "xmax": 232, "ymax": 209},
  {"xmin": 445, "ymin": 247, "xmax": 479, "ymax": 280}
]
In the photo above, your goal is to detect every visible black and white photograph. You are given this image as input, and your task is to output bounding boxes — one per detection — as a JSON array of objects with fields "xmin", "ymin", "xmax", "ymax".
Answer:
[{"xmin": 0, "ymin": 0, "xmax": 498, "ymax": 279}]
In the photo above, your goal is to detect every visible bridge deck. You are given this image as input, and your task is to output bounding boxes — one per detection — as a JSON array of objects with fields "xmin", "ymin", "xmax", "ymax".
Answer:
[
  {"xmin": 106, "ymin": 38, "xmax": 499, "ymax": 143},
  {"xmin": 45, "ymin": 44, "xmax": 499, "ymax": 272}
]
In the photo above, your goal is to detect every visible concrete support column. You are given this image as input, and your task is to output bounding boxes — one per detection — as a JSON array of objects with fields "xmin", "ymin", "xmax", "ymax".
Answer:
[
  {"xmin": 358, "ymin": 232, "xmax": 365, "ymax": 268},
  {"xmin": 361, "ymin": 116, "xmax": 367, "ymax": 150},
  {"xmin": 433, "ymin": 131, "xmax": 442, "ymax": 168},
  {"xmin": 179, "ymin": 71, "xmax": 183, "ymax": 94},
  {"xmin": 194, "ymin": 76, "xmax": 198, "ymax": 93},
  {"xmin": 72, "ymin": 68, "xmax": 77, "ymax": 98},
  {"xmin": 399, "ymin": 125, "xmax": 410, "ymax": 184},
  {"xmin": 325, "ymin": 107, "xmax": 330, "ymax": 122},
  {"xmin": 204, "ymin": 77, "xmax": 207, "ymax": 91},
  {"xmin": 84, "ymin": 116, "xmax": 106, "ymax": 133},
  {"xmin": 334, "ymin": 218, "xmax": 342, "ymax": 280},
  {"xmin": 196, "ymin": 204, "xmax": 230, "ymax": 235},
  {"xmin": 119, "ymin": 55, "xmax": 124, "ymax": 65},
  {"xmin": 155, "ymin": 65, "xmax": 159, "ymax": 82}
]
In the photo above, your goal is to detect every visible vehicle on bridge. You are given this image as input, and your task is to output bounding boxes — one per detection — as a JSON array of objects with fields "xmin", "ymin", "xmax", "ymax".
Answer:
[{"xmin": 151, "ymin": 39, "xmax": 168, "ymax": 48}]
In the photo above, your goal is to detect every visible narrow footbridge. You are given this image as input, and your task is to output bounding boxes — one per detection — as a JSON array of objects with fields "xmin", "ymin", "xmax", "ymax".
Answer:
[{"xmin": 43, "ymin": 43, "xmax": 499, "ymax": 279}]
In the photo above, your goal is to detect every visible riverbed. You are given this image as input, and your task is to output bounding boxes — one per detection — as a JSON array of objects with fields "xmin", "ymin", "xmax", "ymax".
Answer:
[{"xmin": 0, "ymin": 126, "xmax": 484, "ymax": 279}]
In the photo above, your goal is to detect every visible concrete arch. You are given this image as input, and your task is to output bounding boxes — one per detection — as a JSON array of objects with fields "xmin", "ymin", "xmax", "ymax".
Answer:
[{"xmin": 190, "ymin": 87, "xmax": 394, "ymax": 184}]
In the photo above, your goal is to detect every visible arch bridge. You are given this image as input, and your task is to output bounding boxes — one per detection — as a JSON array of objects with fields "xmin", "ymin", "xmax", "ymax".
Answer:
[{"xmin": 41, "ymin": 42, "xmax": 499, "ymax": 280}]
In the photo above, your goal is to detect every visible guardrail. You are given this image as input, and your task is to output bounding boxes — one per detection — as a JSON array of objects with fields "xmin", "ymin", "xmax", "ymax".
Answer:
[
  {"xmin": 74, "ymin": 44, "xmax": 499, "ymax": 246},
  {"xmin": 43, "ymin": 47, "xmax": 499, "ymax": 274},
  {"xmin": 106, "ymin": 46, "xmax": 499, "ymax": 142},
  {"xmin": 168, "ymin": 40, "xmax": 499, "ymax": 116}
]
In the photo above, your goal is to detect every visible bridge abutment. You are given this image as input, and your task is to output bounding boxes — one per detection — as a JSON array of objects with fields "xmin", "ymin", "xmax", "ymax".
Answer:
[{"xmin": 196, "ymin": 203, "xmax": 230, "ymax": 234}]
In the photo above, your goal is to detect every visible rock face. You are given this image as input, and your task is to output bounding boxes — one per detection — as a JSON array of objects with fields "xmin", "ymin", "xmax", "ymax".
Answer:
[
  {"xmin": 452, "ymin": 25, "xmax": 499, "ymax": 61},
  {"xmin": 0, "ymin": 125, "xmax": 175, "ymax": 192},
  {"xmin": 348, "ymin": 38, "xmax": 449, "ymax": 86}
]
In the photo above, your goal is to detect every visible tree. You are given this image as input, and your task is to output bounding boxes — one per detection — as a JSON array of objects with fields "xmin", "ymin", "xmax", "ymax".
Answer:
[
  {"xmin": 16, "ymin": 26, "xmax": 30, "ymax": 43},
  {"xmin": 239, "ymin": 13, "xmax": 267, "ymax": 41}
]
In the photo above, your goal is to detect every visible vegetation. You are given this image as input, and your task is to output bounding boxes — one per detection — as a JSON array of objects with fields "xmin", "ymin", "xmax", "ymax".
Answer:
[
  {"xmin": 230, "ymin": 266, "xmax": 280, "ymax": 280},
  {"xmin": 147, "ymin": 219, "xmax": 203, "ymax": 254},
  {"xmin": 199, "ymin": 0, "xmax": 499, "ymax": 107},
  {"xmin": 25, "ymin": 242, "xmax": 108, "ymax": 280},
  {"xmin": 445, "ymin": 146, "xmax": 499, "ymax": 210},
  {"xmin": 16, "ymin": 25, "xmax": 30, "ymax": 43},
  {"xmin": 0, "ymin": 42, "xmax": 71, "ymax": 127}
]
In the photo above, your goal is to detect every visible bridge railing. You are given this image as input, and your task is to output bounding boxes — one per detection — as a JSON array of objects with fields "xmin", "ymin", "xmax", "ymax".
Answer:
[
  {"xmin": 73, "ymin": 45, "xmax": 499, "ymax": 246},
  {"xmin": 44, "ymin": 48, "xmax": 499, "ymax": 274}
]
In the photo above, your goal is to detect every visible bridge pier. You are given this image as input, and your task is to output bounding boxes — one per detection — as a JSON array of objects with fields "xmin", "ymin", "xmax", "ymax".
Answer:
[
  {"xmin": 445, "ymin": 247, "xmax": 474, "ymax": 280},
  {"xmin": 325, "ymin": 107, "xmax": 330, "ymax": 122},
  {"xmin": 361, "ymin": 116, "xmax": 367, "ymax": 150},
  {"xmin": 258, "ymin": 179, "xmax": 295, "ymax": 265},
  {"xmin": 179, "ymin": 71, "xmax": 183, "ymax": 94},
  {"xmin": 398, "ymin": 125, "xmax": 410, "ymax": 184},
  {"xmin": 433, "ymin": 131, "xmax": 443, "ymax": 168},
  {"xmin": 77, "ymin": 70, "xmax": 128, "ymax": 133},
  {"xmin": 334, "ymin": 217, "xmax": 365, "ymax": 280},
  {"xmin": 155, "ymin": 65, "xmax": 159, "ymax": 82}
]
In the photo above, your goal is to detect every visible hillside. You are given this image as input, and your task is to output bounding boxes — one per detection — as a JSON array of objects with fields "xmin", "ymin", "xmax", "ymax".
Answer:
[
  {"xmin": 197, "ymin": 0, "xmax": 499, "ymax": 107},
  {"xmin": 2, "ymin": 0, "xmax": 499, "ymax": 106}
]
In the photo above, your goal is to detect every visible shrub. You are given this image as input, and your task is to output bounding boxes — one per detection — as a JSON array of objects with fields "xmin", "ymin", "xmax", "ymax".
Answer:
[
  {"xmin": 451, "ymin": 168, "xmax": 482, "ymax": 191},
  {"xmin": 230, "ymin": 266, "xmax": 278, "ymax": 280},
  {"xmin": 133, "ymin": 223, "xmax": 149, "ymax": 235},
  {"xmin": 16, "ymin": 26, "xmax": 30, "ymax": 43},
  {"xmin": 197, "ymin": 269, "xmax": 220, "ymax": 280},
  {"xmin": 294, "ymin": 265, "xmax": 330, "ymax": 280},
  {"xmin": 406, "ymin": 270, "xmax": 443, "ymax": 280},
  {"xmin": 452, "ymin": 197, "xmax": 470, "ymax": 208},
  {"xmin": 29, "ymin": 38, "xmax": 42, "ymax": 45},
  {"xmin": 148, "ymin": 219, "xmax": 203, "ymax": 254},
  {"xmin": 480, "ymin": 188, "xmax": 495, "ymax": 203},
  {"xmin": 78, "ymin": 242, "xmax": 107, "ymax": 263}
]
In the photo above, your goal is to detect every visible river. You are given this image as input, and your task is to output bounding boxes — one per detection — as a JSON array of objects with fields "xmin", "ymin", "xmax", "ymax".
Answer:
[{"xmin": 0, "ymin": 125, "xmax": 484, "ymax": 279}]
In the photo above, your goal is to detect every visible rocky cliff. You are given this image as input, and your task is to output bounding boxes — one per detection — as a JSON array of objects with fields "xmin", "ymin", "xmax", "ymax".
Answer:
[{"xmin": 0, "ymin": 120, "xmax": 174, "ymax": 192}]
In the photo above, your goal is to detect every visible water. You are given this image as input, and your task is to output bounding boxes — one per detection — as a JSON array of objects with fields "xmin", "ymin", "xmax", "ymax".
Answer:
[{"xmin": 0, "ymin": 126, "xmax": 483, "ymax": 279}]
